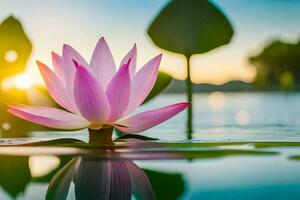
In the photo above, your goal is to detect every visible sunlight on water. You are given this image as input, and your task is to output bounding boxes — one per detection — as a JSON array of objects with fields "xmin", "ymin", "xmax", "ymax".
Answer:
[
  {"xmin": 208, "ymin": 91, "xmax": 226, "ymax": 111},
  {"xmin": 29, "ymin": 155, "xmax": 60, "ymax": 177}
]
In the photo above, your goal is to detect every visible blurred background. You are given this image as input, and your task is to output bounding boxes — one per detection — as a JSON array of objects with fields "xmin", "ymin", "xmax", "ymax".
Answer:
[
  {"xmin": 0, "ymin": 0, "xmax": 300, "ymax": 140},
  {"xmin": 1, "ymin": 1, "xmax": 300, "ymax": 199}
]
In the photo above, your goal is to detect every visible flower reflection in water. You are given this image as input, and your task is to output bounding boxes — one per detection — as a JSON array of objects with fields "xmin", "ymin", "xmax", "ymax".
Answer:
[{"xmin": 46, "ymin": 156, "xmax": 154, "ymax": 200}]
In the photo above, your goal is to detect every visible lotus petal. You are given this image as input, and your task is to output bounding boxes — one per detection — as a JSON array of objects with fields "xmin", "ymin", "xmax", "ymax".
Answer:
[
  {"xmin": 73, "ymin": 62, "xmax": 110, "ymax": 124},
  {"xmin": 124, "ymin": 54, "xmax": 162, "ymax": 115},
  {"xmin": 62, "ymin": 44, "xmax": 89, "ymax": 96},
  {"xmin": 126, "ymin": 161, "xmax": 155, "ymax": 200},
  {"xmin": 90, "ymin": 37, "xmax": 116, "ymax": 89},
  {"xmin": 110, "ymin": 161, "xmax": 132, "ymax": 200},
  {"xmin": 7, "ymin": 104, "xmax": 90, "ymax": 130},
  {"xmin": 106, "ymin": 62, "xmax": 131, "ymax": 121},
  {"xmin": 51, "ymin": 52, "xmax": 65, "ymax": 83},
  {"xmin": 115, "ymin": 102, "xmax": 190, "ymax": 133},
  {"xmin": 120, "ymin": 44, "xmax": 137, "ymax": 78},
  {"xmin": 36, "ymin": 61, "xmax": 77, "ymax": 113},
  {"xmin": 74, "ymin": 158, "xmax": 111, "ymax": 200}
]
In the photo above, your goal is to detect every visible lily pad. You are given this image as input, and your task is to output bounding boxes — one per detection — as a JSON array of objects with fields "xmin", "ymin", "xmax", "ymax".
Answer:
[
  {"xmin": 115, "ymin": 134, "xmax": 159, "ymax": 141},
  {"xmin": 148, "ymin": 0, "xmax": 234, "ymax": 55}
]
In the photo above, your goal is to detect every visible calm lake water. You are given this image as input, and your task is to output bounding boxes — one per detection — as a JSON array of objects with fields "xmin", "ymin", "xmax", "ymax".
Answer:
[
  {"xmin": 1, "ymin": 92, "xmax": 300, "ymax": 200},
  {"xmin": 32, "ymin": 92, "xmax": 300, "ymax": 142}
]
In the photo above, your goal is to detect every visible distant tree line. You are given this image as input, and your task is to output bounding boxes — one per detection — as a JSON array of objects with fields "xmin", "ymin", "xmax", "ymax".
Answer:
[{"xmin": 249, "ymin": 39, "xmax": 300, "ymax": 91}]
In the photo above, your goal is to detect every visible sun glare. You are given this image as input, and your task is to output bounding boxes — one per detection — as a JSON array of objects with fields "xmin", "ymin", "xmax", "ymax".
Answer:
[
  {"xmin": 1, "ymin": 74, "xmax": 34, "ymax": 91},
  {"xmin": 14, "ymin": 74, "xmax": 33, "ymax": 90}
]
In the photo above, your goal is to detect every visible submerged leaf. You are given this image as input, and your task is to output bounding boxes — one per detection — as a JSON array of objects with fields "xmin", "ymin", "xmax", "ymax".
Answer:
[
  {"xmin": 144, "ymin": 169, "xmax": 184, "ymax": 200},
  {"xmin": 0, "ymin": 155, "xmax": 31, "ymax": 198}
]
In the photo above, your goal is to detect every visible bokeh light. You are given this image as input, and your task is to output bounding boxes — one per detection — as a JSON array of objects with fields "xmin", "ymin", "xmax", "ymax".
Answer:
[
  {"xmin": 4, "ymin": 50, "xmax": 18, "ymax": 63},
  {"xmin": 2, "ymin": 122, "xmax": 11, "ymax": 131},
  {"xmin": 1, "ymin": 74, "xmax": 34, "ymax": 91},
  {"xmin": 14, "ymin": 74, "xmax": 33, "ymax": 90},
  {"xmin": 208, "ymin": 91, "xmax": 226, "ymax": 111},
  {"xmin": 1, "ymin": 78, "xmax": 13, "ymax": 91},
  {"xmin": 235, "ymin": 110, "xmax": 251, "ymax": 126}
]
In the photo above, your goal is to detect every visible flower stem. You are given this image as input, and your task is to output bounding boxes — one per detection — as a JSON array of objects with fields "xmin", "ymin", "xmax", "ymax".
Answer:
[
  {"xmin": 186, "ymin": 54, "xmax": 193, "ymax": 140},
  {"xmin": 88, "ymin": 127, "xmax": 113, "ymax": 144}
]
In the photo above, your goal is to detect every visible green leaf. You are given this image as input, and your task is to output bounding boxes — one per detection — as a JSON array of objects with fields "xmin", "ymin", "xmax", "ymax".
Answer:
[
  {"xmin": 0, "ymin": 155, "xmax": 31, "ymax": 198},
  {"xmin": 148, "ymin": 0, "xmax": 233, "ymax": 55},
  {"xmin": 0, "ymin": 16, "xmax": 48, "ymax": 137},
  {"xmin": 249, "ymin": 39, "xmax": 300, "ymax": 89},
  {"xmin": 289, "ymin": 155, "xmax": 300, "ymax": 161},
  {"xmin": 0, "ymin": 15, "xmax": 32, "ymax": 80},
  {"xmin": 115, "ymin": 134, "xmax": 159, "ymax": 141},
  {"xmin": 0, "ymin": 138, "xmax": 84, "ymax": 146},
  {"xmin": 142, "ymin": 71, "xmax": 172, "ymax": 104},
  {"xmin": 144, "ymin": 169, "xmax": 185, "ymax": 200}
]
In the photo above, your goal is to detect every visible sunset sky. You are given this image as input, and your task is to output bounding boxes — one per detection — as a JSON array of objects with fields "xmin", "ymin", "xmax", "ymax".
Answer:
[{"xmin": 0, "ymin": 0, "xmax": 300, "ymax": 85}]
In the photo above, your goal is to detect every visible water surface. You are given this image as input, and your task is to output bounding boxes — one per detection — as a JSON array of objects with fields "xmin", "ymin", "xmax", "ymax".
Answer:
[{"xmin": 1, "ymin": 92, "xmax": 300, "ymax": 199}]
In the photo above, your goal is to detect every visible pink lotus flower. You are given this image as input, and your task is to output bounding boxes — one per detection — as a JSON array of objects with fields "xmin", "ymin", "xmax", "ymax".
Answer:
[{"xmin": 7, "ymin": 37, "xmax": 190, "ymax": 133}]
